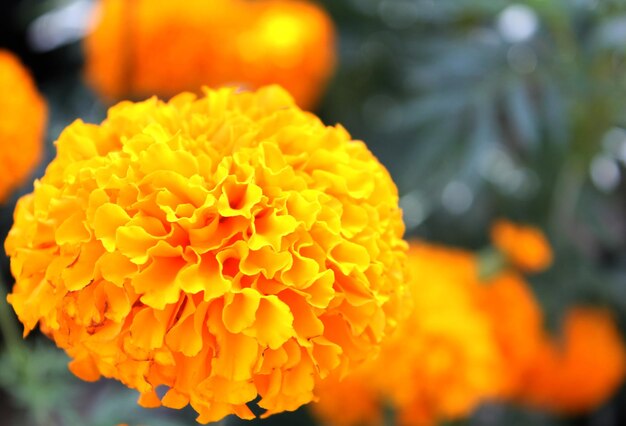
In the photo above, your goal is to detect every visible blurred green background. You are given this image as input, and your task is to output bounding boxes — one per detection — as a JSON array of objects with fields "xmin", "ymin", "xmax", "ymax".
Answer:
[{"xmin": 1, "ymin": 0, "xmax": 625, "ymax": 425}]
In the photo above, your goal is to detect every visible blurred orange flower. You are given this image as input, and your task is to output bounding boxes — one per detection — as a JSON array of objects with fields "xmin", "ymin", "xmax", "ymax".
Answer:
[
  {"xmin": 313, "ymin": 371, "xmax": 383, "ymax": 426},
  {"xmin": 313, "ymin": 230, "xmax": 626, "ymax": 424},
  {"xmin": 479, "ymin": 269, "xmax": 626, "ymax": 414},
  {"xmin": 0, "ymin": 50, "xmax": 46, "ymax": 203},
  {"xmin": 477, "ymin": 272, "xmax": 545, "ymax": 397},
  {"xmin": 490, "ymin": 220, "xmax": 552, "ymax": 273},
  {"xmin": 84, "ymin": 0, "xmax": 336, "ymax": 110},
  {"xmin": 522, "ymin": 308, "xmax": 626, "ymax": 414},
  {"xmin": 313, "ymin": 242, "xmax": 502, "ymax": 426},
  {"xmin": 5, "ymin": 85, "xmax": 408, "ymax": 423}
]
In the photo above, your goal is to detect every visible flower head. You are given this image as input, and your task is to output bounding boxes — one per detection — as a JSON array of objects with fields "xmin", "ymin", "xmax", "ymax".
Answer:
[
  {"xmin": 0, "ymin": 50, "xmax": 46, "ymax": 203},
  {"xmin": 5, "ymin": 85, "xmax": 408, "ymax": 423},
  {"xmin": 313, "ymin": 242, "xmax": 502, "ymax": 426},
  {"xmin": 490, "ymin": 220, "xmax": 552, "ymax": 273},
  {"xmin": 85, "ymin": 0, "xmax": 336, "ymax": 110},
  {"xmin": 479, "ymin": 273, "xmax": 626, "ymax": 413},
  {"xmin": 522, "ymin": 308, "xmax": 626, "ymax": 414}
]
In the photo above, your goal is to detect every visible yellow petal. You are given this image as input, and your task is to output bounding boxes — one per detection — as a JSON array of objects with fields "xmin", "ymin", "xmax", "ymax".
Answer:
[
  {"xmin": 222, "ymin": 288, "xmax": 261, "ymax": 334},
  {"xmin": 132, "ymin": 257, "xmax": 186, "ymax": 309},
  {"xmin": 68, "ymin": 356, "xmax": 100, "ymax": 382},
  {"xmin": 212, "ymin": 332, "xmax": 259, "ymax": 381},
  {"xmin": 166, "ymin": 299, "xmax": 208, "ymax": 357},
  {"xmin": 328, "ymin": 240, "xmax": 371, "ymax": 275},
  {"xmin": 93, "ymin": 203, "xmax": 131, "ymax": 252},
  {"xmin": 97, "ymin": 251, "xmax": 138, "ymax": 286},
  {"xmin": 116, "ymin": 225, "xmax": 160, "ymax": 264},
  {"xmin": 244, "ymin": 295, "xmax": 294, "ymax": 349},
  {"xmin": 279, "ymin": 290, "xmax": 323, "ymax": 342},
  {"xmin": 62, "ymin": 242, "xmax": 104, "ymax": 291},
  {"xmin": 216, "ymin": 178, "xmax": 263, "ymax": 218},
  {"xmin": 162, "ymin": 388, "xmax": 189, "ymax": 409},
  {"xmin": 249, "ymin": 209, "xmax": 299, "ymax": 251},
  {"xmin": 138, "ymin": 389, "xmax": 162, "ymax": 408},
  {"xmin": 176, "ymin": 254, "xmax": 231, "ymax": 300},
  {"xmin": 55, "ymin": 211, "xmax": 91, "ymax": 245},
  {"xmin": 240, "ymin": 246, "xmax": 292, "ymax": 279},
  {"xmin": 130, "ymin": 308, "xmax": 167, "ymax": 351}
]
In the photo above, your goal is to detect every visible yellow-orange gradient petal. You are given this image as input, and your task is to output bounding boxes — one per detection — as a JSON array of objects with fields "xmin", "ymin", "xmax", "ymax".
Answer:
[
  {"xmin": 490, "ymin": 219, "xmax": 552, "ymax": 273},
  {"xmin": 0, "ymin": 50, "xmax": 47, "ymax": 203},
  {"xmin": 5, "ymin": 85, "xmax": 408, "ymax": 423},
  {"xmin": 313, "ymin": 242, "xmax": 502, "ymax": 426},
  {"xmin": 84, "ymin": 0, "xmax": 336, "ymax": 110},
  {"xmin": 522, "ymin": 308, "xmax": 626, "ymax": 414}
]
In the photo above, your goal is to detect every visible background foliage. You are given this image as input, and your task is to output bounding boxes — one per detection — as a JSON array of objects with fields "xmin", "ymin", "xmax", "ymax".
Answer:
[{"xmin": 1, "ymin": 0, "xmax": 626, "ymax": 425}]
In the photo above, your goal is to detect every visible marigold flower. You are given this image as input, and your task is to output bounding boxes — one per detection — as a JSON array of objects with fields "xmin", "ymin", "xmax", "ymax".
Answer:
[
  {"xmin": 479, "ymin": 274, "xmax": 626, "ymax": 413},
  {"xmin": 5, "ymin": 85, "xmax": 408, "ymax": 423},
  {"xmin": 490, "ymin": 220, "xmax": 552, "ymax": 273},
  {"xmin": 522, "ymin": 308, "xmax": 626, "ymax": 414},
  {"xmin": 313, "ymin": 371, "xmax": 383, "ymax": 426},
  {"xmin": 84, "ymin": 0, "xmax": 336, "ymax": 110},
  {"xmin": 477, "ymin": 272, "xmax": 545, "ymax": 398},
  {"xmin": 0, "ymin": 50, "xmax": 46, "ymax": 203},
  {"xmin": 313, "ymin": 242, "xmax": 502, "ymax": 426}
]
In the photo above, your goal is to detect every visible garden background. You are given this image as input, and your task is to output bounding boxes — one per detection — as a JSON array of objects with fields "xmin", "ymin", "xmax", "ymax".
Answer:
[{"xmin": 1, "ymin": 0, "xmax": 626, "ymax": 425}]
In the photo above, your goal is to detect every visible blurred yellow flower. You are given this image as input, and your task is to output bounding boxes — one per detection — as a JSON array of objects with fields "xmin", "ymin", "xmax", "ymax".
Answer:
[
  {"xmin": 522, "ymin": 308, "xmax": 626, "ymax": 414},
  {"xmin": 84, "ymin": 0, "xmax": 336, "ymax": 110},
  {"xmin": 5, "ymin": 85, "xmax": 408, "ymax": 423},
  {"xmin": 490, "ymin": 219, "xmax": 553, "ymax": 273},
  {"xmin": 313, "ymin": 242, "xmax": 502, "ymax": 426},
  {"xmin": 0, "ymin": 50, "xmax": 46, "ymax": 203}
]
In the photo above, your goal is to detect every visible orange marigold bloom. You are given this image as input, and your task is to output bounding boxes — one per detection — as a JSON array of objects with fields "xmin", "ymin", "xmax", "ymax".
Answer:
[
  {"xmin": 5, "ymin": 86, "xmax": 408, "ymax": 423},
  {"xmin": 313, "ymin": 242, "xmax": 502, "ymax": 426},
  {"xmin": 0, "ymin": 50, "xmax": 46, "ymax": 203},
  {"xmin": 522, "ymin": 308, "xmax": 626, "ymax": 414},
  {"xmin": 490, "ymin": 220, "xmax": 552, "ymax": 273},
  {"xmin": 477, "ymin": 272, "xmax": 545, "ymax": 398},
  {"xmin": 84, "ymin": 0, "xmax": 336, "ymax": 110},
  {"xmin": 313, "ymin": 371, "xmax": 383, "ymax": 426}
]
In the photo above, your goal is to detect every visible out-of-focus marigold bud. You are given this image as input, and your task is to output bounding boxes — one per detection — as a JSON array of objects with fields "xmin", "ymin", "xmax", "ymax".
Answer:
[
  {"xmin": 5, "ymin": 85, "xmax": 408, "ymax": 423},
  {"xmin": 490, "ymin": 219, "xmax": 552, "ymax": 273},
  {"xmin": 84, "ymin": 0, "xmax": 336, "ymax": 110},
  {"xmin": 522, "ymin": 308, "xmax": 626, "ymax": 414},
  {"xmin": 0, "ymin": 50, "xmax": 47, "ymax": 203},
  {"xmin": 313, "ymin": 242, "xmax": 502, "ymax": 426}
]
